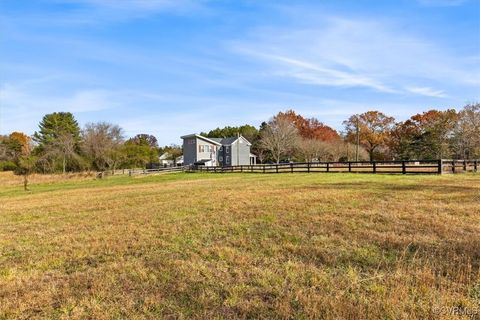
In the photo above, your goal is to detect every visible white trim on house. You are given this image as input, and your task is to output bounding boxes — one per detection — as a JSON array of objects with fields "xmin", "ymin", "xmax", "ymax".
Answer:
[{"xmin": 249, "ymin": 153, "xmax": 257, "ymax": 165}]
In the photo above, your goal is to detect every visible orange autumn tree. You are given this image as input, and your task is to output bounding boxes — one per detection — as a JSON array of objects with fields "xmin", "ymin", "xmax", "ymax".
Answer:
[
  {"xmin": 304, "ymin": 118, "xmax": 341, "ymax": 141},
  {"xmin": 9, "ymin": 132, "xmax": 31, "ymax": 156},
  {"xmin": 343, "ymin": 111, "xmax": 395, "ymax": 161},
  {"xmin": 272, "ymin": 110, "xmax": 341, "ymax": 162},
  {"xmin": 276, "ymin": 110, "xmax": 340, "ymax": 141},
  {"xmin": 7, "ymin": 132, "xmax": 35, "ymax": 191}
]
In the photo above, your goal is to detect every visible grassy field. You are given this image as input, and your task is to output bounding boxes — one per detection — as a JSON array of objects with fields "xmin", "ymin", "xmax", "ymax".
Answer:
[{"xmin": 0, "ymin": 171, "xmax": 479, "ymax": 319}]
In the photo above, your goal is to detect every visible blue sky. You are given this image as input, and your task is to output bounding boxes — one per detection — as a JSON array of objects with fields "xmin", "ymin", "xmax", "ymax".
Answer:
[{"xmin": 1, "ymin": 0, "xmax": 479, "ymax": 145}]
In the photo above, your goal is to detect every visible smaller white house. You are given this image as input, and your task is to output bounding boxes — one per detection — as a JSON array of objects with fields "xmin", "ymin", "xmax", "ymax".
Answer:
[
  {"xmin": 159, "ymin": 152, "xmax": 174, "ymax": 167},
  {"xmin": 176, "ymin": 155, "xmax": 184, "ymax": 166}
]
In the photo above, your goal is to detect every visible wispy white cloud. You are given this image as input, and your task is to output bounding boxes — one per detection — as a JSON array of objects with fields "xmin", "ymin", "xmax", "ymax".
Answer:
[
  {"xmin": 417, "ymin": 0, "xmax": 468, "ymax": 6},
  {"xmin": 48, "ymin": 0, "xmax": 204, "ymax": 24},
  {"xmin": 0, "ymin": 0, "xmax": 205, "ymax": 28},
  {"xmin": 405, "ymin": 86, "xmax": 448, "ymax": 98},
  {"xmin": 230, "ymin": 15, "xmax": 477, "ymax": 98},
  {"xmin": 69, "ymin": 0, "xmax": 202, "ymax": 14},
  {"xmin": 0, "ymin": 84, "xmax": 119, "ymax": 114},
  {"xmin": 70, "ymin": 0, "xmax": 185, "ymax": 8},
  {"xmin": 233, "ymin": 49, "xmax": 397, "ymax": 93},
  {"xmin": 0, "ymin": 83, "xmax": 125, "ymax": 135}
]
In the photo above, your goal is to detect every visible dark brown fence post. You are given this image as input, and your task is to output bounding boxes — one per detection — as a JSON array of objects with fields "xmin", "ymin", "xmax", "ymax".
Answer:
[
  {"xmin": 373, "ymin": 162, "xmax": 377, "ymax": 173},
  {"xmin": 276, "ymin": 164, "xmax": 279, "ymax": 173},
  {"xmin": 437, "ymin": 159, "xmax": 442, "ymax": 174},
  {"xmin": 402, "ymin": 161, "xmax": 406, "ymax": 174},
  {"xmin": 452, "ymin": 160, "xmax": 455, "ymax": 173},
  {"xmin": 348, "ymin": 162, "xmax": 352, "ymax": 172},
  {"xmin": 307, "ymin": 162, "xmax": 310, "ymax": 173},
  {"xmin": 463, "ymin": 160, "xmax": 467, "ymax": 171},
  {"xmin": 263, "ymin": 165, "xmax": 265, "ymax": 173},
  {"xmin": 326, "ymin": 163, "xmax": 330, "ymax": 172},
  {"xmin": 290, "ymin": 163, "xmax": 293, "ymax": 173},
  {"xmin": 475, "ymin": 160, "xmax": 478, "ymax": 172}
]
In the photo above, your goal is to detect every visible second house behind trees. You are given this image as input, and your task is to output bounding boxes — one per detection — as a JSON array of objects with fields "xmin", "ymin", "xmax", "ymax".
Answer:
[{"xmin": 181, "ymin": 134, "xmax": 256, "ymax": 166}]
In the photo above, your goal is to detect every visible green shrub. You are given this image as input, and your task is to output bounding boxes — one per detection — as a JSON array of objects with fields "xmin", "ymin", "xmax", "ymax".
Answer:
[{"xmin": 0, "ymin": 161, "xmax": 17, "ymax": 171}]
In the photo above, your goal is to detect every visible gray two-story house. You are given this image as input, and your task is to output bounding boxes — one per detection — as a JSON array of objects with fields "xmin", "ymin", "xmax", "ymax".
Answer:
[{"xmin": 181, "ymin": 133, "xmax": 256, "ymax": 167}]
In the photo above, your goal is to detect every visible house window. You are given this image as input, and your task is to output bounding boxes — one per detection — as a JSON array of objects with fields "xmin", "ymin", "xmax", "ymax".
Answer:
[
  {"xmin": 226, "ymin": 147, "xmax": 229, "ymax": 154},
  {"xmin": 199, "ymin": 145, "xmax": 205, "ymax": 153},
  {"xmin": 226, "ymin": 156, "xmax": 230, "ymax": 163},
  {"xmin": 219, "ymin": 156, "xmax": 223, "ymax": 161},
  {"xmin": 188, "ymin": 139, "xmax": 195, "ymax": 145},
  {"xmin": 205, "ymin": 145, "xmax": 210, "ymax": 152}
]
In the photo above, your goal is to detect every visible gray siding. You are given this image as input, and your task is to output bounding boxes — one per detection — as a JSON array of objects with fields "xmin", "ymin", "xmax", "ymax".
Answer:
[
  {"xmin": 182, "ymin": 136, "xmax": 219, "ymax": 166},
  {"xmin": 183, "ymin": 134, "xmax": 252, "ymax": 166},
  {"xmin": 182, "ymin": 137, "xmax": 197, "ymax": 165},
  {"xmin": 196, "ymin": 138, "xmax": 218, "ymax": 166},
  {"xmin": 230, "ymin": 139, "xmax": 251, "ymax": 166}
]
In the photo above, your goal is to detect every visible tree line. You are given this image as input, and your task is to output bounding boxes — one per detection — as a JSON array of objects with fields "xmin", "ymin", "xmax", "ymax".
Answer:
[
  {"xmin": 203, "ymin": 103, "xmax": 479, "ymax": 163},
  {"xmin": 0, "ymin": 112, "xmax": 182, "ymax": 188},
  {"xmin": 1, "ymin": 103, "xmax": 479, "ymax": 180}
]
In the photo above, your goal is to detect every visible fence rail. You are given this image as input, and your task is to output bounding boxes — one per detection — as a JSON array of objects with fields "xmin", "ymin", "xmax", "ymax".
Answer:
[
  {"xmin": 97, "ymin": 166, "xmax": 188, "ymax": 178},
  {"xmin": 192, "ymin": 159, "xmax": 479, "ymax": 175},
  {"xmin": 128, "ymin": 166, "xmax": 188, "ymax": 176}
]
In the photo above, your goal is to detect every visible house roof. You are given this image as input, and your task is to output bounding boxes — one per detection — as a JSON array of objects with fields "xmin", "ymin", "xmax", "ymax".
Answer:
[
  {"xmin": 210, "ymin": 136, "xmax": 252, "ymax": 146},
  {"xmin": 180, "ymin": 133, "xmax": 252, "ymax": 146},
  {"xmin": 180, "ymin": 134, "xmax": 222, "ymax": 146},
  {"xmin": 159, "ymin": 152, "xmax": 170, "ymax": 160},
  {"xmin": 220, "ymin": 137, "xmax": 238, "ymax": 145}
]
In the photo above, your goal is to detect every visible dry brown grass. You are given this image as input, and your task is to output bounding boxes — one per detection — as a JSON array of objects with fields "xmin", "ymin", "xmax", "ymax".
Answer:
[
  {"xmin": 0, "ymin": 172, "xmax": 479, "ymax": 319},
  {"xmin": 0, "ymin": 171, "xmax": 96, "ymax": 187}
]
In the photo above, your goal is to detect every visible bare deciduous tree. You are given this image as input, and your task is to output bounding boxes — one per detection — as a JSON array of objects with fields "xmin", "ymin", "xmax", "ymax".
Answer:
[
  {"xmin": 296, "ymin": 139, "xmax": 341, "ymax": 162},
  {"xmin": 81, "ymin": 122, "xmax": 124, "ymax": 172},
  {"xmin": 260, "ymin": 117, "xmax": 299, "ymax": 163},
  {"xmin": 296, "ymin": 139, "xmax": 323, "ymax": 162},
  {"xmin": 45, "ymin": 131, "xmax": 80, "ymax": 174},
  {"xmin": 453, "ymin": 103, "xmax": 480, "ymax": 159}
]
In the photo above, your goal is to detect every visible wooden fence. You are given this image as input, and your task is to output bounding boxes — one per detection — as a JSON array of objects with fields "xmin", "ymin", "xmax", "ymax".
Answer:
[
  {"xmin": 193, "ymin": 159, "xmax": 479, "ymax": 175},
  {"xmin": 98, "ymin": 166, "xmax": 188, "ymax": 178},
  {"xmin": 127, "ymin": 166, "xmax": 188, "ymax": 176}
]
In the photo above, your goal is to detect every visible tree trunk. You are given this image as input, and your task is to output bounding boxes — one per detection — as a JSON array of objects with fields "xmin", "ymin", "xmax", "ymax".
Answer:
[{"xmin": 23, "ymin": 173, "xmax": 29, "ymax": 191}]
